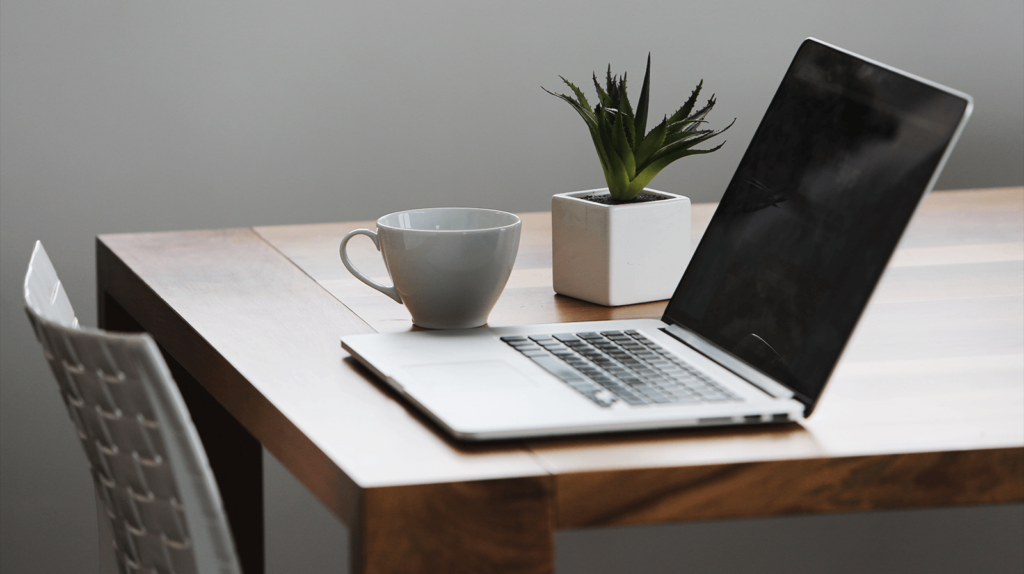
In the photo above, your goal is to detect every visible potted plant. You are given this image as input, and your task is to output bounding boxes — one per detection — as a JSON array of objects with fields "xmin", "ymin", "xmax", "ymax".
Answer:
[{"xmin": 544, "ymin": 55, "xmax": 733, "ymax": 306}]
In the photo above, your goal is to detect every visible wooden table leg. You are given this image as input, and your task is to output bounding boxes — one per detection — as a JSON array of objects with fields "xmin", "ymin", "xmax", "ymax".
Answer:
[
  {"xmin": 353, "ymin": 477, "xmax": 556, "ymax": 574},
  {"xmin": 100, "ymin": 294, "xmax": 265, "ymax": 574}
]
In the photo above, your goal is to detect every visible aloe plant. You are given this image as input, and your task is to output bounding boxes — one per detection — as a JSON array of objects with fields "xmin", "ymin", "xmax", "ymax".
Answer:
[{"xmin": 544, "ymin": 55, "xmax": 734, "ymax": 202}]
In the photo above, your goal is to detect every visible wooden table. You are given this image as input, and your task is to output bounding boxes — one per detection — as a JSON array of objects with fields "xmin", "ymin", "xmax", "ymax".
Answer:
[{"xmin": 96, "ymin": 187, "xmax": 1024, "ymax": 574}]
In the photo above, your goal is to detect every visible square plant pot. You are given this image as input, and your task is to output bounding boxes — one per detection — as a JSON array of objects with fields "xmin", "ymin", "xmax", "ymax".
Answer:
[{"xmin": 552, "ymin": 188, "xmax": 691, "ymax": 306}]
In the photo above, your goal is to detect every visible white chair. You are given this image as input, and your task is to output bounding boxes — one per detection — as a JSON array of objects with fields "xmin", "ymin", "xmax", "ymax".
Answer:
[{"xmin": 24, "ymin": 241, "xmax": 243, "ymax": 574}]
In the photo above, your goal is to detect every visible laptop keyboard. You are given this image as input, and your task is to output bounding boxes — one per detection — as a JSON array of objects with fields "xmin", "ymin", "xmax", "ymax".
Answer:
[{"xmin": 500, "ymin": 330, "xmax": 742, "ymax": 408}]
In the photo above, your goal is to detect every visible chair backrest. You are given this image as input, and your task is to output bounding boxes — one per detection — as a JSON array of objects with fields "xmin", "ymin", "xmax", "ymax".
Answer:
[{"xmin": 24, "ymin": 241, "xmax": 242, "ymax": 574}]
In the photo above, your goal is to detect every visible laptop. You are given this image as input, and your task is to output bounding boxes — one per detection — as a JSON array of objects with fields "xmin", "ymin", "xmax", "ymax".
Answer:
[{"xmin": 341, "ymin": 38, "xmax": 973, "ymax": 441}]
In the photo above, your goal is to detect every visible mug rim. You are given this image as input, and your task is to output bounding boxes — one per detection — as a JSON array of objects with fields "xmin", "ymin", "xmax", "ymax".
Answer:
[{"xmin": 376, "ymin": 207, "xmax": 521, "ymax": 233}]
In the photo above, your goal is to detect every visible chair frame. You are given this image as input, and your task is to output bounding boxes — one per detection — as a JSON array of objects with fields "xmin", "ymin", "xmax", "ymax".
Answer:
[{"xmin": 24, "ymin": 241, "xmax": 242, "ymax": 574}]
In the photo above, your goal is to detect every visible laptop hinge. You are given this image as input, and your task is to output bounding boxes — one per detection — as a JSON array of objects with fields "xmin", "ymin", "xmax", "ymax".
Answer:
[{"xmin": 662, "ymin": 324, "xmax": 796, "ymax": 400}]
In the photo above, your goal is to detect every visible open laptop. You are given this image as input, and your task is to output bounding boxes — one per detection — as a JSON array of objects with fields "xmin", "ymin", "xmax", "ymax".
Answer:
[{"xmin": 341, "ymin": 38, "xmax": 973, "ymax": 441}]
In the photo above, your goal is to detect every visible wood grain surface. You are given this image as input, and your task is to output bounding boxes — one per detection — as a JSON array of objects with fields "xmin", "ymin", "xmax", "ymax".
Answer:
[
  {"xmin": 255, "ymin": 187, "xmax": 1024, "ymax": 524},
  {"xmin": 528, "ymin": 188, "xmax": 1024, "ymax": 525},
  {"xmin": 254, "ymin": 205, "xmax": 721, "ymax": 332},
  {"xmin": 96, "ymin": 229, "xmax": 549, "ymax": 507},
  {"xmin": 100, "ymin": 188, "xmax": 1023, "ymax": 572},
  {"xmin": 556, "ymin": 447, "xmax": 1024, "ymax": 528},
  {"xmin": 358, "ymin": 477, "xmax": 555, "ymax": 574}
]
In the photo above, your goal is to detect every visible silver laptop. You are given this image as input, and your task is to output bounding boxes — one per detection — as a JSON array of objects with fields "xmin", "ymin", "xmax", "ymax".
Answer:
[{"xmin": 342, "ymin": 38, "xmax": 973, "ymax": 441}]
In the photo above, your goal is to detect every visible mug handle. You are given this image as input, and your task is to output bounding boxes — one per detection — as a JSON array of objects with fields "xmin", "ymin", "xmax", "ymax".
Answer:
[{"xmin": 339, "ymin": 229, "xmax": 403, "ymax": 304}]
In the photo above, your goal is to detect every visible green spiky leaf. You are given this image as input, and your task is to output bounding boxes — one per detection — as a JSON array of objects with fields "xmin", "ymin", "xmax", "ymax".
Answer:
[
  {"xmin": 617, "ymin": 81, "xmax": 636, "ymax": 149},
  {"xmin": 605, "ymin": 145, "xmax": 630, "ymax": 198},
  {"xmin": 593, "ymin": 70, "xmax": 611, "ymax": 108},
  {"xmin": 668, "ymin": 81, "xmax": 703, "ymax": 124},
  {"xmin": 613, "ymin": 110, "xmax": 636, "ymax": 185},
  {"xmin": 545, "ymin": 57, "xmax": 732, "ymax": 203},
  {"xmin": 634, "ymin": 115, "xmax": 668, "ymax": 168},
  {"xmin": 633, "ymin": 54, "xmax": 652, "ymax": 144}
]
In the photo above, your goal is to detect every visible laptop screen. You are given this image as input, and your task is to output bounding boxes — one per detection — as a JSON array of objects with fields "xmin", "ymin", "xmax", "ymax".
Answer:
[{"xmin": 662, "ymin": 39, "xmax": 971, "ymax": 412}]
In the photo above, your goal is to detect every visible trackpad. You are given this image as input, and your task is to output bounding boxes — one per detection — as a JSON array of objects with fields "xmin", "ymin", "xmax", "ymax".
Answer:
[{"xmin": 401, "ymin": 361, "xmax": 538, "ymax": 396}]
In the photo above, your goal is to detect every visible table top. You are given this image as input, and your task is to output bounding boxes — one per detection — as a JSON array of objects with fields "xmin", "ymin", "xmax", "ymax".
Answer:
[{"xmin": 97, "ymin": 187, "xmax": 1024, "ymax": 531}]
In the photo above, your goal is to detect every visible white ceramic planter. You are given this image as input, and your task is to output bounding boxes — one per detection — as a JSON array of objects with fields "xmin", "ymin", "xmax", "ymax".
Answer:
[{"xmin": 552, "ymin": 188, "xmax": 691, "ymax": 306}]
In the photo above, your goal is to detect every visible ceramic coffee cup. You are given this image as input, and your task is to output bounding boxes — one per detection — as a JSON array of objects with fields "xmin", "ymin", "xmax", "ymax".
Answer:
[{"xmin": 339, "ymin": 207, "xmax": 521, "ymax": 329}]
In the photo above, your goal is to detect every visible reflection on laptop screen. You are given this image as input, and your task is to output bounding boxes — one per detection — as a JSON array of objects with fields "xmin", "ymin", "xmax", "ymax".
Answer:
[{"xmin": 664, "ymin": 40, "xmax": 970, "ymax": 410}]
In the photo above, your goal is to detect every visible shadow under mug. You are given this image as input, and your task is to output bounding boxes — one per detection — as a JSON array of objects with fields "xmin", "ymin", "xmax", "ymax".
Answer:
[{"xmin": 339, "ymin": 207, "xmax": 522, "ymax": 329}]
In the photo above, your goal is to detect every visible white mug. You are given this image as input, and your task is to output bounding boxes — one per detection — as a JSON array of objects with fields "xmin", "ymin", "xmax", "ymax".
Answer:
[{"xmin": 340, "ymin": 207, "xmax": 522, "ymax": 329}]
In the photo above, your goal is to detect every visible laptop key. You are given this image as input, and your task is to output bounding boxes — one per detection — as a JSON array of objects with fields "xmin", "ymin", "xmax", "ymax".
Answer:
[
  {"xmin": 527, "ymin": 354, "xmax": 588, "ymax": 382},
  {"xmin": 566, "ymin": 379, "xmax": 602, "ymax": 393},
  {"xmin": 619, "ymin": 393, "xmax": 650, "ymax": 405},
  {"xmin": 588, "ymin": 389, "xmax": 617, "ymax": 407},
  {"xmin": 506, "ymin": 339, "xmax": 536, "ymax": 346}
]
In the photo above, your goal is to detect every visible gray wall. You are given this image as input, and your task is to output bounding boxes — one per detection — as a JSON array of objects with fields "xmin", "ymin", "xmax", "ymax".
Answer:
[{"xmin": 2, "ymin": 1, "xmax": 1022, "ymax": 572}]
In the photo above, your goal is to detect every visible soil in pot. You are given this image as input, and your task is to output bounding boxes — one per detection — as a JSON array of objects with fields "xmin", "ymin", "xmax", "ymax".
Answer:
[{"xmin": 579, "ymin": 191, "xmax": 670, "ymax": 206}]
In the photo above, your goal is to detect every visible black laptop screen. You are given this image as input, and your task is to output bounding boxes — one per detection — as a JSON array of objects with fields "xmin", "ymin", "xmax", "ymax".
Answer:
[{"xmin": 663, "ymin": 39, "xmax": 969, "ymax": 412}]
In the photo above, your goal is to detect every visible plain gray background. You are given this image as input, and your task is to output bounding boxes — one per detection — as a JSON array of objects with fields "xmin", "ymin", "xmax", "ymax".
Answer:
[{"xmin": 2, "ymin": 1, "xmax": 1022, "ymax": 572}]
